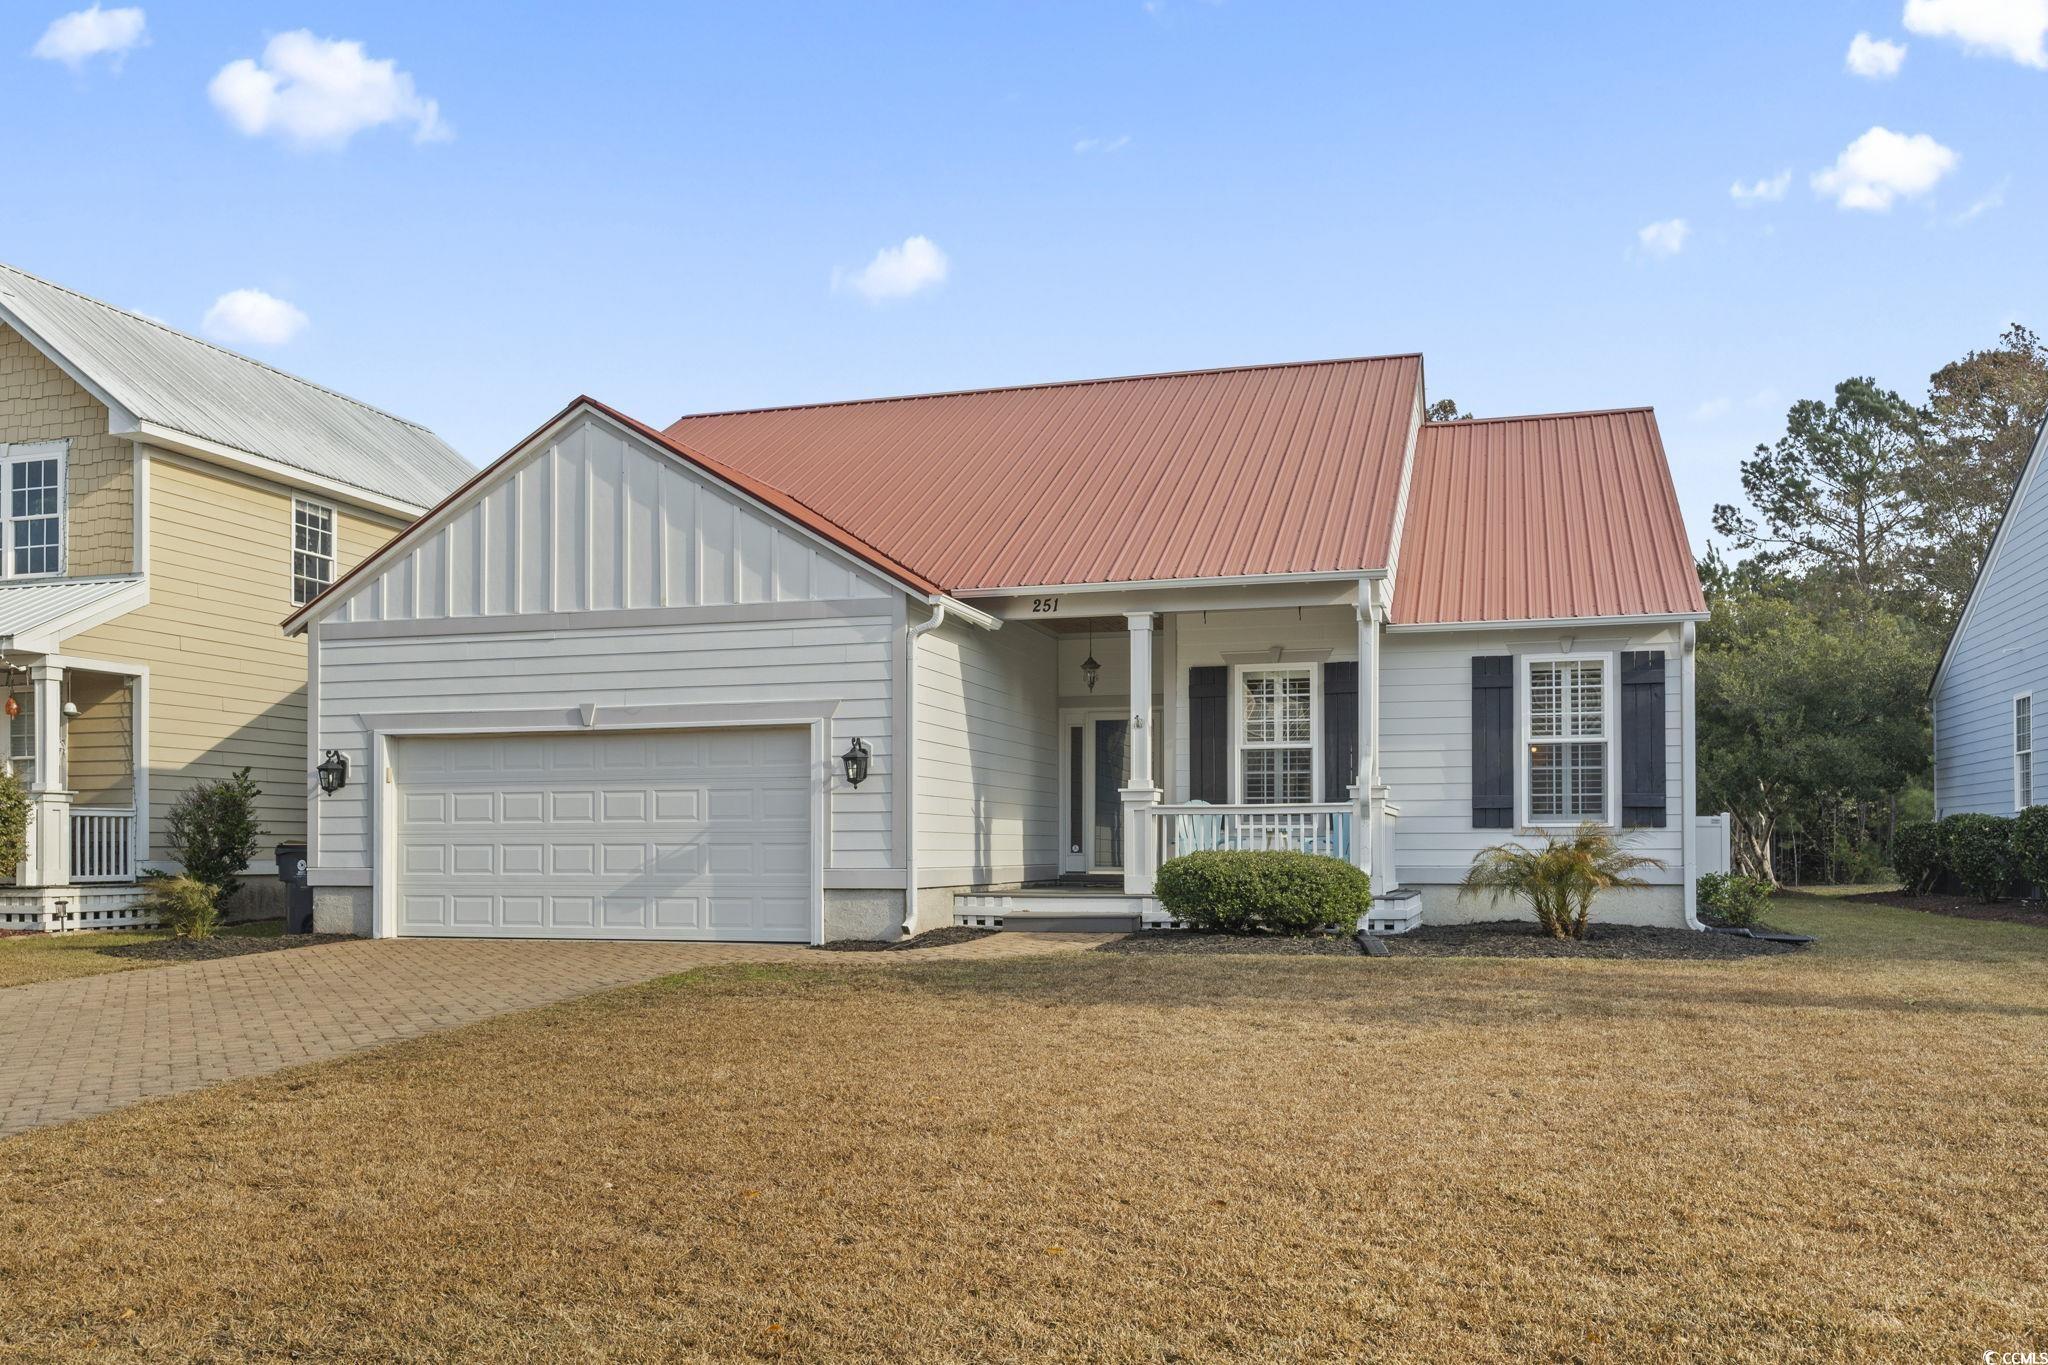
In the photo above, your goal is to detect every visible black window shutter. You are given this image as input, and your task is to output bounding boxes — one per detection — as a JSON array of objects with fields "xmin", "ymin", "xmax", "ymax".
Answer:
[
  {"xmin": 1472, "ymin": 656, "xmax": 1514, "ymax": 829},
  {"xmin": 1189, "ymin": 666, "xmax": 1228, "ymax": 803},
  {"xmin": 1322, "ymin": 661, "xmax": 1358, "ymax": 802},
  {"xmin": 1620, "ymin": 650, "xmax": 1668, "ymax": 828}
]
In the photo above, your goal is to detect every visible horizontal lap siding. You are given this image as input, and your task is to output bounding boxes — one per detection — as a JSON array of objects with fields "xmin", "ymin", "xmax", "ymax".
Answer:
[
  {"xmin": 315, "ymin": 615, "xmax": 898, "ymax": 871},
  {"xmin": 916, "ymin": 617, "xmax": 1058, "ymax": 887},
  {"xmin": 1381, "ymin": 624, "xmax": 1686, "ymax": 885},
  {"xmin": 67, "ymin": 453, "xmax": 407, "ymax": 858},
  {"xmin": 1935, "ymin": 435, "xmax": 2048, "ymax": 816},
  {"xmin": 1169, "ymin": 607, "xmax": 1353, "ymax": 800}
]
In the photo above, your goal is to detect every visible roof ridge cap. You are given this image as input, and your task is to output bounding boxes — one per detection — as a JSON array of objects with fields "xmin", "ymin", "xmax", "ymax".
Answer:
[{"xmin": 665, "ymin": 353, "xmax": 1425, "ymax": 424}]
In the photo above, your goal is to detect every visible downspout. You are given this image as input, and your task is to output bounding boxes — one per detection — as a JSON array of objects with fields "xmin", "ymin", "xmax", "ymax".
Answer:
[
  {"xmin": 1681, "ymin": 620, "xmax": 1702, "ymax": 930},
  {"xmin": 901, "ymin": 598, "xmax": 949, "ymax": 936}
]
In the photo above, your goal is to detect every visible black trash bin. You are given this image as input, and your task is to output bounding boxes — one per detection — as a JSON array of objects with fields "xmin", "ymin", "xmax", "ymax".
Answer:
[{"xmin": 275, "ymin": 842, "xmax": 312, "ymax": 934}]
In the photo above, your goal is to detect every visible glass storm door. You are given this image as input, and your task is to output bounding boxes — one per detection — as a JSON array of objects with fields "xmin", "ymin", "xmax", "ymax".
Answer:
[{"xmin": 1092, "ymin": 718, "xmax": 1128, "ymax": 870}]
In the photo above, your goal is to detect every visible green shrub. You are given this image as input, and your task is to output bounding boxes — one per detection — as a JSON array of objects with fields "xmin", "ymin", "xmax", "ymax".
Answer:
[
  {"xmin": 1696, "ymin": 871, "xmax": 1772, "ymax": 927},
  {"xmin": 2011, "ymin": 806, "xmax": 2048, "ymax": 895},
  {"xmin": 1890, "ymin": 822, "xmax": 1943, "ymax": 896},
  {"xmin": 165, "ymin": 768, "xmax": 264, "ymax": 900},
  {"xmin": 1937, "ymin": 812, "xmax": 2016, "ymax": 901},
  {"xmin": 0, "ymin": 769, "xmax": 26, "ymax": 880},
  {"xmin": 148, "ymin": 875, "xmax": 220, "ymax": 940},
  {"xmin": 1154, "ymin": 850, "xmax": 1371, "ymax": 935}
]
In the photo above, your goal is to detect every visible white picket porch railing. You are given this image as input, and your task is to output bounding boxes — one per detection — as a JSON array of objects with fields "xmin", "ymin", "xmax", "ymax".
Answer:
[
  {"xmin": 1152, "ymin": 803, "xmax": 1355, "ymax": 863},
  {"xmin": 71, "ymin": 807, "xmax": 137, "ymax": 884}
]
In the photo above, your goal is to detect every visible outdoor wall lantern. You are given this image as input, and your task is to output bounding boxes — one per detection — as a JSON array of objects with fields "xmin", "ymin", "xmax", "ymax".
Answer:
[
  {"xmin": 841, "ymin": 737, "xmax": 872, "ymax": 788},
  {"xmin": 316, "ymin": 749, "xmax": 350, "ymax": 795},
  {"xmin": 1081, "ymin": 627, "xmax": 1101, "ymax": 692}
]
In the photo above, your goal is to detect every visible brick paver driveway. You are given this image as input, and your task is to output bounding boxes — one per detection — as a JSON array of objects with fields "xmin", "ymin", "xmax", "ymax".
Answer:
[{"xmin": 0, "ymin": 932, "xmax": 1106, "ymax": 1139}]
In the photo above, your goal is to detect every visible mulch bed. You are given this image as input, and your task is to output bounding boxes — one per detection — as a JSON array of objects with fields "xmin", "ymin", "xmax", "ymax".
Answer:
[
  {"xmin": 1834, "ymin": 889, "xmax": 2048, "ymax": 929},
  {"xmin": 1383, "ymin": 920, "xmax": 1801, "ymax": 959},
  {"xmin": 1098, "ymin": 931, "xmax": 1366, "ymax": 957},
  {"xmin": 813, "ymin": 926, "xmax": 1000, "ymax": 953},
  {"xmin": 95, "ymin": 931, "xmax": 350, "ymax": 964},
  {"xmin": 1099, "ymin": 921, "xmax": 1802, "ymax": 960}
]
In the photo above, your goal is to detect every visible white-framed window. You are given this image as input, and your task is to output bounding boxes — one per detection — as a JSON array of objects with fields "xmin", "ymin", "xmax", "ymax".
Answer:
[
  {"xmin": 0, "ymin": 441, "xmax": 65, "ymax": 578},
  {"xmin": 2015, "ymin": 693, "xmax": 2033, "ymax": 812},
  {"xmin": 292, "ymin": 497, "xmax": 336, "ymax": 605},
  {"xmin": 5, "ymin": 687, "xmax": 35, "ymax": 789},
  {"xmin": 1236, "ymin": 665, "xmax": 1317, "ymax": 804},
  {"xmin": 1523, "ymin": 654, "xmax": 1615, "ymax": 825}
]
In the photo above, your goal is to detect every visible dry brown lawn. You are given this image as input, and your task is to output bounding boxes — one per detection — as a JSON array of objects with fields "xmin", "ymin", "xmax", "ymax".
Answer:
[{"xmin": 1, "ymin": 895, "xmax": 2044, "ymax": 1362}]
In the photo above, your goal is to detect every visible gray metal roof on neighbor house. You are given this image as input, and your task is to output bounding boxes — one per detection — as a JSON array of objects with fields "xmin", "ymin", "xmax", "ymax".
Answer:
[
  {"xmin": 0, "ymin": 575, "xmax": 146, "ymax": 650},
  {"xmin": 0, "ymin": 262, "xmax": 471, "ymax": 513}
]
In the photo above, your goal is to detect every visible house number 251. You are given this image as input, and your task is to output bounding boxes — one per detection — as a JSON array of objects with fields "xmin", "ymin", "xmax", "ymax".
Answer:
[{"xmin": 1030, "ymin": 597, "xmax": 1060, "ymax": 614}]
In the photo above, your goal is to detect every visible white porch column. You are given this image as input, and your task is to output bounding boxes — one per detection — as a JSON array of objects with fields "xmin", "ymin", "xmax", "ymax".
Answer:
[
  {"xmin": 19, "ymin": 663, "xmax": 71, "ymax": 891},
  {"xmin": 1120, "ymin": 611, "xmax": 1161, "ymax": 895},
  {"xmin": 1350, "ymin": 587, "xmax": 1378, "ymax": 876}
]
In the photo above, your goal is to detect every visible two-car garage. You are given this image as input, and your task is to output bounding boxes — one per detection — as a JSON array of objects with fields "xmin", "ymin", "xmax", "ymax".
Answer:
[{"xmin": 392, "ymin": 728, "xmax": 814, "ymax": 942}]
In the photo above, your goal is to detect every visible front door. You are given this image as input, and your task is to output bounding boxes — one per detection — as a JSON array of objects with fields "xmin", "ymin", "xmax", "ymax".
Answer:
[{"xmin": 1064, "ymin": 712, "xmax": 1132, "ymax": 873}]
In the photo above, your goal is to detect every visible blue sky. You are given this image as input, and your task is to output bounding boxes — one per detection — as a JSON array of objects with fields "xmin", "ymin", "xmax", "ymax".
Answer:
[{"xmin": 6, "ymin": 2, "xmax": 2042, "ymax": 549}]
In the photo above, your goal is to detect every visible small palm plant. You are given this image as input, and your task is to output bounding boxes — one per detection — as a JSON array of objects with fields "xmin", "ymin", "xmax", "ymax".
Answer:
[{"xmin": 1459, "ymin": 823, "xmax": 1664, "ymax": 940}]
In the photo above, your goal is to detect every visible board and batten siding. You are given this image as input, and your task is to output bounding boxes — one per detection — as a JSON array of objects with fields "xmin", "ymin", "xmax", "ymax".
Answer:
[
  {"xmin": 323, "ymin": 417, "xmax": 892, "ymax": 626},
  {"xmin": 915, "ymin": 615, "xmax": 1059, "ymax": 888},
  {"xmin": 311, "ymin": 413, "xmax": 906, "ymax": 877},
  {"xmin": 1933, "ymin": 423, "xmax": 2048, "ymax": 817},
  {"xmin": 1378, "ymin": 623, "xmax": 1686, "ymax": 888},
  {"xmin": 67, "ymin": 451, "xmax": 407, "ymax": 858}
]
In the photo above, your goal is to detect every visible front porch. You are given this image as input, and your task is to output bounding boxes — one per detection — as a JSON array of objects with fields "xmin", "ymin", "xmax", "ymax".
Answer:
[
  {"xmin": 0, "ymin": 658, "xmax": 149, "ymax": 931},
  {"xmin": 939, "ymin": 583, "xmax": 1421, "ymax": 935}
]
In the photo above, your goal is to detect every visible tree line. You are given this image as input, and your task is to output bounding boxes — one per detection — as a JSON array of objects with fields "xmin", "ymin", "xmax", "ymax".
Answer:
[{"xmin": 1695, "ymin": 325, "xmax": 2048, "ymax": 882}]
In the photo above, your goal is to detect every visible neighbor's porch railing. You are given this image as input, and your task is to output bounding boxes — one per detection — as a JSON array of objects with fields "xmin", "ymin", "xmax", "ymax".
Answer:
[
  {"xmin": 1152, "ymin": 803, "xmax": 1355, "ymax": 863},
  {"xmin": 71, "ymin": 807, "xmax": 136, "ymax": 883}
]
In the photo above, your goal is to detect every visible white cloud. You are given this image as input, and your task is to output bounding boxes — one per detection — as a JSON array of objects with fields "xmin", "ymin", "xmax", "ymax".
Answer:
[
  {"xmin": 1074, "ymin": 134, "xmax": 1132, "ymax": 154},
  {"xmin": 1636, "ymin": 218, "xmax": 1691, "ymax": 258},
  {"xmin": 1729, "ymin": 170, "xmax": 1792, "ymax": 203},
  {"xmin": 30, "ymin": 5, "xmax": 147, "ymax": 69},
  {"xmin": 1846, "ymin": 32, "xmax": 1909, "ymax": 77},
  {"xmin": 1956, "ymin": 176, "xmax": 2011, "ymax": 221},
  {"xmin": 208, "ymin": 31, "xmax": 450, "ymax": 149},
  {"xmin": 1691, "ymin": 397, "xmax": 1733, "ymax": 421},
  {"xmin": 1903, "ymin": 0, "xmax": 2048, "ymax": 68},
  {"xmin": 1811, "ymin": 126, "xmax": 1958, "ymax": 210},
  {"xmin": 202, "ymin": 289, "xmax": 309, "ymax": 346},
  {"xmin": 835, "ymin": 235, "xmax": 950, "ymax": 302}
]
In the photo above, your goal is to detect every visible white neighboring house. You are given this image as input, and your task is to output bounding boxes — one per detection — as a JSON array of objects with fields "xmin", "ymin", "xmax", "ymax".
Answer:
[
  {"xmin": 1931, "ymin": 414, "xmax": 2048, "ymax": 818},
  {"xmin": 286, "ymin": 358, "xmax": 1711, "ymax": 943}
]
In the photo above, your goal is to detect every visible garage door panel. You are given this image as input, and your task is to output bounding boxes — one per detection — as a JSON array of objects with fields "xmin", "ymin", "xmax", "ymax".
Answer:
[{"xmin": 396, "ymin": 728, "xmax": 812, "ymax": 942}]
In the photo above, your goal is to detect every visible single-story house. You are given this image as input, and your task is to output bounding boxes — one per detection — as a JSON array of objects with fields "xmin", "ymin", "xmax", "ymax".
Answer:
[
  {"xmin": 285, "ymin": 356, "xmax": 1709, "ymax": 942},
  {"xmin": 1931, "ymin": 411, "xmax": 2048, "ymax": 816}
]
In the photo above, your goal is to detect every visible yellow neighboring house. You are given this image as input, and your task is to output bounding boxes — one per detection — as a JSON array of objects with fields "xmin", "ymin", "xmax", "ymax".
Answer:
[{"xmin": 0, "ymin": 263, "xmax": 469, "ymax": 927}]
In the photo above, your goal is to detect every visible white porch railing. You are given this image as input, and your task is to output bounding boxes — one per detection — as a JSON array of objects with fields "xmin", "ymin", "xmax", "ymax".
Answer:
[
  {"xmin": 1153, "ymin": 803, "xmax": 1355, "ymax": 863},
  {"xmin": 71, "ymin": 807, "xmax": 136, "ymax": 883}
]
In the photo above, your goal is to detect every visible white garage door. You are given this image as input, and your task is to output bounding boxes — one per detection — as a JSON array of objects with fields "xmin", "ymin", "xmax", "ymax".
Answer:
[{"xmin": 395, "ymin": 728, "xmax": 813, "ymax": 941}]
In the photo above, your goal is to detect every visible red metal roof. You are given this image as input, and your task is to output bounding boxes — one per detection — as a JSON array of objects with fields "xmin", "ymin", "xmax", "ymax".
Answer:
[
  {"xmin": 665, "ymin": 356, "xmax": 1424, "ymax": 592},
  {"xmin": 1392, "ymin": 408, "xmax": 1706, "ymax": 626}
]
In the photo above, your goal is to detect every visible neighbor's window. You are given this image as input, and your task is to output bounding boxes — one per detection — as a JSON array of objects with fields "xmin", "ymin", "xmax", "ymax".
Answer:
[
  {"xmin": 2016, "ymin": 694, "xmax": 2033, "ymax": 812},
  {"xmin": 0, "ymin": 443, "xmax": 64, "ymax": 577},
  {"xmin": 1527, "ymin": 656, "xmax": 1609, "ymax": 823},
  {"xmin": 6, "ymin": 686, "xmax": 34, "ymax": 789},
  {"xmin": 292, "ymin": 497, "xmax": 336, "ymax": 605},
  {"xmin": 1240, "ymin": 667, "xmax": 1314, "ymax": 804}
]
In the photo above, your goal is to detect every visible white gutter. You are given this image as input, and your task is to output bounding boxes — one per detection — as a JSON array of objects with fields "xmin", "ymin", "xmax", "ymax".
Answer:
[
  {"xmin": 900, "ymin": 599, "xmax": 954, "ymax": 935},
  {"xmin": 1681, "ymin": 620, "xmax": 1703, "ymax": 931}
]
